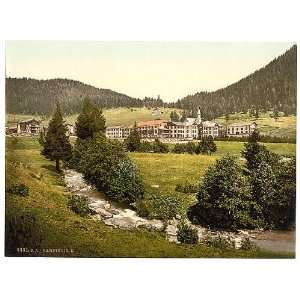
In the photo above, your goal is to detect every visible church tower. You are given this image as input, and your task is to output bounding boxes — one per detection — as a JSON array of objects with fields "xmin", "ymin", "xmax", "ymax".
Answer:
[{"xmin": 196, "ymin": 106, "xmax": 202, "ymax": 124}]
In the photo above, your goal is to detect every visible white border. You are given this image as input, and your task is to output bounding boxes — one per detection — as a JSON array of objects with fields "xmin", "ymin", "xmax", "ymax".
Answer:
[{"xmin": 1, "ymin": 1, "xmax": 300, "ymax": 300}]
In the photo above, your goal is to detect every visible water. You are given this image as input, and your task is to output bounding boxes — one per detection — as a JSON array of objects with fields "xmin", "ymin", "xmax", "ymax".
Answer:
[
  {"xmin": 64, "ymin": 169, "xmax": 164, "ymax": 231},
  {"xmin": 64, "ymin": 169, "xmax": 296, "ymax": 253}
]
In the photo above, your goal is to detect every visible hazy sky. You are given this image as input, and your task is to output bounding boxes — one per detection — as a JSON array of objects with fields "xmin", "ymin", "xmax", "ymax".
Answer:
[{"xmin": 6, "ymin": 41, "xmax": 294, "ymax": 102}]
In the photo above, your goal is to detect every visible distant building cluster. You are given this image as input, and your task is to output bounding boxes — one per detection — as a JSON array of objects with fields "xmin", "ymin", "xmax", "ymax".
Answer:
[
  {"xmin": 106, "ymin": 108, "xmax": 257, "ymax": 140},
  {"xmin": 5, "ymin": 119, "xmax": 75, "ymax": 136}
]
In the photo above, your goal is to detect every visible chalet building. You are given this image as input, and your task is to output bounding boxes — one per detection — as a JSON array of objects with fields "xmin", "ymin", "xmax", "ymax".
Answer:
[
  {"xmin": 226, "ymin": 122, "xmax": 257, "ymax": 137},
  {"xmin": 6, "ymin": 125, "xmax": 18, "ymax": 135},
  {"xmin": 17, "ymin": 119, "xmax": 41, "ymax": 135}
]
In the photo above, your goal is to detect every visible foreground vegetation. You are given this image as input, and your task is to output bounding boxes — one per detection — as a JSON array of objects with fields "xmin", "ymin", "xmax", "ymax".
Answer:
[{"xmin": 6, "ymin": 137, "xmax": 294, "ymax": 258}]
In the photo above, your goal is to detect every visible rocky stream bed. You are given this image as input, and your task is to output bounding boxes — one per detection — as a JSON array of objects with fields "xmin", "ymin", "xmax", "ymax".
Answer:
[{"xmin": 64, "ymin": 169, "xmax": 295, "ymax": 253}]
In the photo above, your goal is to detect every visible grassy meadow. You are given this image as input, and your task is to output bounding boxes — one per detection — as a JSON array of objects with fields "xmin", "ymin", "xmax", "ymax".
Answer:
[
  {"xmin": 6, "ymin": 107, "xmax": 182, "ymax": 128},
  {"xmin": 216, "ymin": 112, "xmax": 296, "ymax": 138},
  {"xmin": 130, "ymin": 141, "xmax": 296, "ymax": 198},
  {"xmin": 6, "ymin": 136, "xmax": 294, "ymax": 258}
]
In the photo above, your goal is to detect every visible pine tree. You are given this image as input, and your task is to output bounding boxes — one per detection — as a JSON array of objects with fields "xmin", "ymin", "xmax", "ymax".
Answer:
[
  {"xmin": 75, "ymin": 97, "xmax": 106, "ymax": 140},
  {"xmin": 125, "ymin": 121, "xmax": 141, "ymax": 152},
  {"xmin": 41, "ymin": 103, "xmax": 72, "ymax": 171}
]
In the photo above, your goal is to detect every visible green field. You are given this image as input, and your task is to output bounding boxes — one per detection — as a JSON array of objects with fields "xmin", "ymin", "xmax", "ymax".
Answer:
[
  {"xmin": 130, "ymin": 141, "xmax": 296, "ymax": 198},
  {"xmin": 216, "ymin": 112, "xmax": 296, "ymax": 138},
  {"xmin": 5, "ymin": 137, "xmax": 294, "ymax": 258},
  {"xmin": 6, "ymin": 107, "xmax": 182, "ymax": 128}
]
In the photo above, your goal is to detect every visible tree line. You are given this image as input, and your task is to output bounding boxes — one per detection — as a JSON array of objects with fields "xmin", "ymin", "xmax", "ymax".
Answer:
[
  {"xmin": 171, "ymin": 45, "xmax": 297, "ymax": 120},
  {"xmin": 6, "ymin": 78, "xmax": 164, "ymax": 115}
]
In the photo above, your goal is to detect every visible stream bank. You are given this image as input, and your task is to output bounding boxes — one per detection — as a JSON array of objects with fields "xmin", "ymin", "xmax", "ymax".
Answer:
[{"xmin": 64, "ymin": 169, "xmax": 295, "ymax": 253}]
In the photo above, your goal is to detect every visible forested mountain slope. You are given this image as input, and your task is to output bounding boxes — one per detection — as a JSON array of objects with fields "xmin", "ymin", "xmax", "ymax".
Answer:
[
  {"xmin": 173, "ymin": 45, "xmax": 297, "ymax": 119},
  {"xmin": 5, "ymin": 78, "xmax": 163, "ymax": 115}
]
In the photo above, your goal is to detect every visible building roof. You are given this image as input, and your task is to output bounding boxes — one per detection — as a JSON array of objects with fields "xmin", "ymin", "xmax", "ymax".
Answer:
[
  {"xmin": 18, "ymin": 118, "xmax": 41, "ymax": 124},
  {"xmin": 202, "ymin": 121, "xmax": 218, "ymax": 127},
  {"xmin": 228, "ymin": 122, "xmax": 257, "ymax": 127},
  {"xmin": 137, "ymin": 119, "xmax": 167, "ymax": 127}
]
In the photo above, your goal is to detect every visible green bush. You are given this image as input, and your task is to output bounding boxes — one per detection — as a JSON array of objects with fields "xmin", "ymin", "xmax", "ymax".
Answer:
[
  {"xmin": 172, "ymin": 142, "xmax": 196, "ymax": 154},
  {"xmin": 6, "ymin": 183, "xmax": 29, "ymax": 197},
  {"xmin": 177, "ymin": 221, "xmax": 198, "ymax": 244},
  {"xmin": 240, "ymin": 237, "xmax": 257, "ymax": 250},
  {"xmin": 153, "ymin": 138, "xmax": 169, "ymax": 153},
  {"xmin": 68, "ymin": 195, "xmax": 90, "ymax": 217},
  {"xmin": 205, "ymin": 235, "xmax": 235, "ymax": 249},
  {"xmin": 136, "ymin": 193, "xmax": 184, "ymax": 220},
  {"xmin": 188, "ymin": 155, "xmax": 259, "ymax": 230},
  {"xmin": 5, "ymin": 213, "xmax": 43, "ymax": 256},
  {"xmin": 79, "ymin": 136, "xmax": 144, "ymax": 204},
  {"xmin": 175, "ymin": 182, "xmax": 198, "ymax": 194}
]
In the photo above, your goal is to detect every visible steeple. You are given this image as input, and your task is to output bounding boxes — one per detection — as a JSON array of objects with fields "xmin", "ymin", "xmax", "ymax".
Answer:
[{"xmin": 196, "ymin": 106, "xmax": 202, "ymax": 124}]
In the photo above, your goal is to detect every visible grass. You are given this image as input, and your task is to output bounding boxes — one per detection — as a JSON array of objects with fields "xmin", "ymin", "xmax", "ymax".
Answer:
[
  {"xmin": 6, "ymin": 107, "xmax": 182, "ymax": 128},
  {"xmin": 5, "ymin": 136, "xmax": 294, "ymax": 258},
  {"xmin": 215, "ymin": 112, "xmax": 296, "ymax": 138},
  {"xmin": 130, "ymin": 141, "xmax": 295, "ymax": 197}
]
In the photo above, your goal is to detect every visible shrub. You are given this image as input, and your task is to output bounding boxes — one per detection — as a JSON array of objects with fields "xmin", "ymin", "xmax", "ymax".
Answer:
[
  {"xmin": 172, "ymin": 142, "xmax": 196, "ymax": 154},
  {"xmin": 240, "ymin": 237, "xmax": 257, "ymax": 250},
  {"xmin": 5, "ymin": 213, "xmax": 43, "ymax": 256},
  {"xmin": 205, "ymin": 235, "xmax": 235, "ymax": 249},
  {"xmin": 6, "ymin": 183, "xmax": 29, "ymax": 197},
  {"xmin": 177, "ymin": 221, "xmax": 199, "ymax": 244},
  {"xmin": 175, "ymin": 182, "xmax": 198, "ymax": 194},
  {"xmin": 68, "ymin": 195, "xmax": 90, "ymax": 217},
  {"xmin": 79, "ymin": 136, "xmax": 144, "ymax": 204},
  {"xmin": 136, "ymin": 193, "xmax": 184, "ymax": 220},
  {"xmin": 153, "ymin": 138, "xmax": 169, "ymax": 153},
  {"xmin": 138, "ymin": 141, "xmax": 154, "ymax": 152},
  {"xmin": 188, "ymin": 155, "xmax": 260, "ymax": 230}
]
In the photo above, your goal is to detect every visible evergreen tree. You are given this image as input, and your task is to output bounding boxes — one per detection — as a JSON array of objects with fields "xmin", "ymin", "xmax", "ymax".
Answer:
[
  {"xmin": 180, "ymin": 111, "xmax": 187, "ymax": 122},
  {"xmin": 125, "ymin": 122, "xmax": 141, "ymax": 152},
  {"xmin": 207, "ymin": 135, "xmax": 217, "ymax": 154},
  {"xmin": 170, "ymin": 110, "xmax": 180, "ymax": 122},
  {"xmin": 41, "ymin": 103, "xmax": 72, "ymax": 171},
  {"xmin": 273, "ymin": 107, "xmax": 279, "ymax": 121},
  {"xmin": 75, "ymin": 97, "xmax": 106, "ymax": 140}
]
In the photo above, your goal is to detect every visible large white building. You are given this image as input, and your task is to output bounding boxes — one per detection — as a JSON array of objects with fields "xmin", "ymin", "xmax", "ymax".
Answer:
[
  {"xmin": 226, "ymin": 122, "xmax": 257, "ymax": 137},
  {"xmin": 105, "ymin": 108, "xmax": 257, "ymax": 140}
]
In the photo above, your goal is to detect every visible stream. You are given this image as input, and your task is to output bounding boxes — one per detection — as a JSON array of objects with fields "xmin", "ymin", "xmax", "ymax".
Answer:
[{"xmin": 64, "ymin": 169, "xmax": 295, "ymax": 253}]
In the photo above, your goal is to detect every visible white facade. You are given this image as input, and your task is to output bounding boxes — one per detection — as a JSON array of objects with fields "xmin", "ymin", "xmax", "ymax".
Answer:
[
  {"xmin": 226, "ymin": 122, "xmax": 257, "ymax": 137},
  {"xmin": 201, "ymin": 121, "xmax": 220, "ymax": 138}
]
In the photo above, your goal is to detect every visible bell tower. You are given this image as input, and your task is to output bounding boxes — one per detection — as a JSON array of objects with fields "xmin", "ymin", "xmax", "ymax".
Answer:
[{"xmin": 196, "ymin": 106, "xmax": 202, "ymax": 124}]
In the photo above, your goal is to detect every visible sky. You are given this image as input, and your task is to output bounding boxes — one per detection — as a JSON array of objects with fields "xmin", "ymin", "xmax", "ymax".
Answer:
[{"xmin": 6, "ymin": 41, "xmax": 294, "ymax": 102}]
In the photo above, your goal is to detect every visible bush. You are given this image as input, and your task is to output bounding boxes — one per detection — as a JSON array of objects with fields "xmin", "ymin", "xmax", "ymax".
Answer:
[
  {"xmin": 79, "ymin": 136, "xmax": 144, "ymax": 204},
  {"xmin": 175, "ymin": 182, "xmax": 198, "ymax": 194},
  {"xmin": 172, "ymin": 142, "xmax": 196, "ymax": 154},
  {"xmin": 177, "ymin": 221, "xmax": 199, "ymax": 244},
  {"xmin": 68, "ymin": 195, "xmax": 90, "ymax": 217},
  {"xmin": 188, "ymin": 155, "xmax": 260, "ymax": 230},
  {"xmin": 5, "ymin": 213, "xmax": 43, "ymax": 256},
  {"xmin": 205, "ymin": 235, "xmax": 235, "ymax": 249},
  {"xmin": 240, "ymin": 237, "xmax": 257, "ymax": 250},
  {"xmin": 153, "ymin": 138, "xmax": 169, "ymax": 153},
  {"xmin": 136, "ymin": 193, "xmax": 184, "ymax": 220},
  {"xmin": 6, "ymin": 183, "xmax": 29, "ymax": 197},
  {"xmin": 138, "ymin": 141, "xmax": 154, "ymax": 152},
  {"xmin": 195, "ymin": 136, "xmax": 217, "ymax": 155}
]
